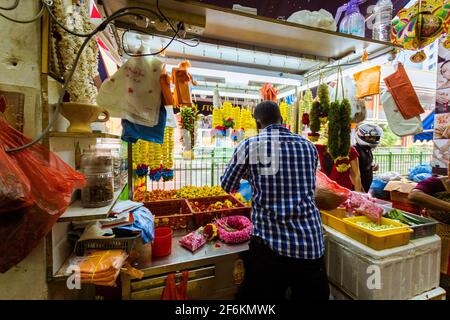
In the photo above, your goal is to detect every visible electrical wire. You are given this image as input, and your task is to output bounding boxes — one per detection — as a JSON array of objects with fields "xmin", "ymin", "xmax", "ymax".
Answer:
[
  {"xmin": 0, "ymin": 1, "xmax": 44, "ymax": 23},
  {"xmin": 0, "ymin": 0, "xmax": 19, "ymax": 10}
]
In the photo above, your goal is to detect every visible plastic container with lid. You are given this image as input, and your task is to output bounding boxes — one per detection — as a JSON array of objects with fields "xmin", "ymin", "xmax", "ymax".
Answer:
[
  {"xmin": 111, "ymin": 149, "xmax": 122, "ymax": 191},
  {"xmin": 80, "ymin": 147, "xmax": 115, "ymax": 208}
]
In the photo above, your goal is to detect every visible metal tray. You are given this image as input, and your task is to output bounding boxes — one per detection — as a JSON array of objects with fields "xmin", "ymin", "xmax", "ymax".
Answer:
[{"xmin": 402, "ymin": 212, "xmax": 438, "ymax": 239}]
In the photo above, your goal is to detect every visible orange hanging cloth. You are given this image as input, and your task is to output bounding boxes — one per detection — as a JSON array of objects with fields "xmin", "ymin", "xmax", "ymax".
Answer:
[
  {"xmin": 383, "ymin": 63, "xmax": 424, "ymax": 119},
  {"xmin": 160, "ymin": 64, "xmax": 174, "ymax": 106},
  {"xmin": 260, "ymin": 83, "xmax": 278, "ymax": 102},
  {"xmin": 161, "ymin": 271, "xmax": 189, "ymax": 300},
  {"xmin": 353, "ymin": 66, "xmax": 381, "ymax": 98},
  {"xmin": 172, "ymin": 61, "xmax": 197, "ymax": 107}
]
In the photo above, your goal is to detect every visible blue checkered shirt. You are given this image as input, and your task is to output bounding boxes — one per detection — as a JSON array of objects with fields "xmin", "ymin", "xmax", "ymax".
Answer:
[{"xmin": 221, "ymin": 124, "xmax": 324, "ymax": 259}]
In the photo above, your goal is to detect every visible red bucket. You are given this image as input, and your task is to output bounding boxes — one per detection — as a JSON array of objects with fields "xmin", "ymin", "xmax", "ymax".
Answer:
[{"xmin": 152, "ymin": 227, "xmax": 173, "ymax": 257}]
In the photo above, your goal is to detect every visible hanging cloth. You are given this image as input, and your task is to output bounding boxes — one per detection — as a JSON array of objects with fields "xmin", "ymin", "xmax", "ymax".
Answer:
[
  {"xmin": 97, "ymin": 56, "xmax": 163, "ymax": 127},
  {"xmin": 161, "ymin": 271, "xmax": 189, "ymax": 300},
  {"xmin": 353, "ymin": 66, "xmax": 381, "ymax": 98},
  {"xmin": 383, "ymin": 63, "xmax": 425, "ymax": 119},
  {"xmin": 172, "ymin": 61, "xmax": 197, "ymax": 107},
  {"xmin": 121, "ymin": 104, "xmax": 167, "ymax": 144}
]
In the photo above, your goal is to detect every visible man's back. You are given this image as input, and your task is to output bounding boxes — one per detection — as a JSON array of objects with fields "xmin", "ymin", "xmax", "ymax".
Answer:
[{"xmin": 221, "ymin": 124, "xmax": 324, "ymax": 260}]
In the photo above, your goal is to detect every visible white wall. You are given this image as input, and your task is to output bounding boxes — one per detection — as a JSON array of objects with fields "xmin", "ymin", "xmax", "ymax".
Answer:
[{"xmin": 0, "ymin": 0, "xmax": 47, "ymax": 299}]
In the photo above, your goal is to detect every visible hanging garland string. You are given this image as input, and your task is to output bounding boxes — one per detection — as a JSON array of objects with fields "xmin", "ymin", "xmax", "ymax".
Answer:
[
  {"xmin": 161, "ymin": 127, "xmax": 174, "ymax": 181},
  {"xmin": 318, "ymin": 82, "xmax": 330, "ymax": 124}
]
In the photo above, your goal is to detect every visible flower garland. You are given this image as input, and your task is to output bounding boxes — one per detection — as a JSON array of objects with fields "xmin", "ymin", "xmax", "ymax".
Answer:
[
  {"xmin": 52, "ymin": 0, "xmax": 98, "ymax": 104},
  {"xmin": 161, "ymin": 127, "xmax": 174, "ymax": 181},
  {"xmin": 202, "ymin": 223, "xmax": 218, "ymax": 241},
  {"xmin": 180, "ymin": 106, "xmax": 198, "ymax": 148},
  {"xmin": 300, "ymin": 89, "xmax": 313, "ymax": 128},
  {"xmin": 318, "ymin": 83, "xmax": 330, "ymax": 122},
  {"xmin": 308, "ymin": 100, "xmax": 321, "ymax": 141},
  {"xmin": 214, "ymin": 215, "xmax": 253, "ymax": 244},
  {"xmin": 148, "ymin": 142, "xmax": 162, "ymax": 181}
]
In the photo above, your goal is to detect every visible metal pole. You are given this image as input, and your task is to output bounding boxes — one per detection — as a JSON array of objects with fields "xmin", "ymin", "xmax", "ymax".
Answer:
[{"xmin": 128, "ymin": 142, "xmax": 133, "ymax": 200}]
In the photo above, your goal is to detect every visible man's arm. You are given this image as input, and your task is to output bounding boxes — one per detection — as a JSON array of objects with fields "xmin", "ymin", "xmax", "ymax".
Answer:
[
  {"xmin": 220, "ymin": 140, "xmax": 249, "ymax": 193},
  {"xmin": 409, "ymin": 189, "xmax": 450, "ymax": 212}
]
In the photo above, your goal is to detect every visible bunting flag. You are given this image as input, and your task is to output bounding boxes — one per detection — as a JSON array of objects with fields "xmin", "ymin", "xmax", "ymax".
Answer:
[{"xmin": 88, "ymin": 0, "xmax": 103, "ymax": 25}]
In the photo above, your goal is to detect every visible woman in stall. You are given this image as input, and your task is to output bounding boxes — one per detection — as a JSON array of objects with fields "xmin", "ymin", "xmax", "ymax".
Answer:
[{"xmin": 315, "ymin": 142, "xmax": 363, "ymax": 192}]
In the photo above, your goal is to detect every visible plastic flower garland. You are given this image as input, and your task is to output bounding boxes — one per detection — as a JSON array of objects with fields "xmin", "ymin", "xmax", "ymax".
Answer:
[
  {"xmin": 214, "ymin": 215, "xmax": 253, "ymax": 244},
  {"xmin": 148, "ymin": 142, "xmax": 162, "ymax": 181}
]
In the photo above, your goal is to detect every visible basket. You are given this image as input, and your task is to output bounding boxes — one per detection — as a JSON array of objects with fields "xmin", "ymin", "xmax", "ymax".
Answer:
[
  {"xmin": 144, "ymin": 199, "xmax": 194, "ymax": 230},
  {"xmin": 320, "ymin": 210, "xmax": 347, "ymax": 234},
  {"xmin": 75, "ymin": 233, "xmax": 140, "ymax": 256},
  {"xmin": 342, "ymin": 216, "xmax": 412, "ymax": 250},
  {"xmin": 186, "ymin": 195, "xmax": 251, "ymax": 227}
]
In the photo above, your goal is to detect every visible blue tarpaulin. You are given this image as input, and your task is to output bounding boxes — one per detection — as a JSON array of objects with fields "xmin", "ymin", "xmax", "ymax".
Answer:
[{"xmin": 414, "ymin": 112, "xmax": 434, "ymax": 142}]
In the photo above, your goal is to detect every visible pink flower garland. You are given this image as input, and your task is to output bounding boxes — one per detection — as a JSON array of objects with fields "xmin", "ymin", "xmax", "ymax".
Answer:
[{"xmin": 214, "ymin": 215, "xmax": 252, "ymax": 244}]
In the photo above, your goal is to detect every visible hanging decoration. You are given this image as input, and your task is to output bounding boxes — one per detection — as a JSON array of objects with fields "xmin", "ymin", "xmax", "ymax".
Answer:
[
  {"xmin": 172, "ymin": 60, "xmax": 197, "ymax": 107},
  {"xmin": 327, "ymin": 68, "xmax": 352, "ymax": 173},
  {"xmin": 148, "ymin": 142, "xmax": 163, "ymax": 181},
  {"xmin": 180, "ymin": 106, "xmax": 198, "ymax": 148},
  {"xmin": 213, "ymin": 87, "xmax": 222, "ymax": 109},
  {"xmin": 391, "ymin": 0, "xmax": 450, "ymax": 62},
  {"xmin": 279, "ymin": 101, "xmax": 289, "ymax": 126},
  {"xmin": 308, "ymin": 100, "xmax": 321, "ymax": 142},
  {"xmin": 259, "ymin": 83, "xmax": 278, "ymax": 102},
  {"xmin": 161, "ymin": 127, "xmax": 174, "ymax": 181},
  {"xmin": 318, "ymin": 82, "xmax": 330, "ymax": 123},
  {"xmin": 300, "ymin": 89, "xmax": 313, "ymax": 129}
]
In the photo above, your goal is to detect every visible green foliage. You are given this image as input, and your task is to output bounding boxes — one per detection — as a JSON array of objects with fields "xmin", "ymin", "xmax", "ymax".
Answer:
[
  {"xmin": 380, "ymin": 126, "xmax": 400, "ymax": 147},
  {"xmin": 327, "ymin": 99, "xmax": 351, "ymax": 160}
]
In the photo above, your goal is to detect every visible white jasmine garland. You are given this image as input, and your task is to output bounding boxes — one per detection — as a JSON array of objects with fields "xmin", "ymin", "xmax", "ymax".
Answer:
[{"xmin": 53, "ymin": 0, "xmax": 99, "ymax": 104}]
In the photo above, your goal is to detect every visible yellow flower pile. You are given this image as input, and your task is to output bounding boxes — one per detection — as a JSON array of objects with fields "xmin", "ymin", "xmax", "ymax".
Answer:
[
  {"xmin": 174, "ymin": 186, "xmax": 227, "ymax": 199},
  {"xmin": 240, "ymin": 108, "xmax": 256, "ymax": 131},
  {"xmin": 280, "ymin": 101, "xmax": 288, "ymax": 124},
  {"xmin": 212, "ymin": 108, "xmax": 223, "ymax": 128}
]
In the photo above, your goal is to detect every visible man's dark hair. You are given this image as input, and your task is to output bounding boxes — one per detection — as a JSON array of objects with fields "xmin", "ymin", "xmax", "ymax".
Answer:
[{"xmin": 253, "ymin": 100, "xmax": 282, "ymax": 127}]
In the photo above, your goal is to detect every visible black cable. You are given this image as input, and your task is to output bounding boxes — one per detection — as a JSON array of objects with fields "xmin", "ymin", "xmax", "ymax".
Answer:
[
  {"xmin": 0, "ymin": 0, "xmax": 19, "ymax": 10},
  {"xmin": 0, "ymin": 1, "xmax": 44, "ymax": 23},
  {"xmin": 157, "ymin": 33, "xmax": 200, "ymax": 47}
]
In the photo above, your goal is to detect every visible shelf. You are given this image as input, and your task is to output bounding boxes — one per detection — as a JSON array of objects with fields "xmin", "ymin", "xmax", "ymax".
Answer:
[
  {"xmin": 49, "ymin": 131, "xmax": 120, "ymax": 139},
  {"xmin": 57, "ymin": 185, "xmax": 126, "ymax": 223},
  {"xmin": 105, "ymin": 0, "xmax": 400, "ymax": 67}
]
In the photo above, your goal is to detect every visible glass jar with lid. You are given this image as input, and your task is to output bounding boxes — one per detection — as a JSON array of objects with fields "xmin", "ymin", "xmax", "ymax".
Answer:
[{"xmin": 80, "ymin": 147, "xmax": 114, "ymax": 208}]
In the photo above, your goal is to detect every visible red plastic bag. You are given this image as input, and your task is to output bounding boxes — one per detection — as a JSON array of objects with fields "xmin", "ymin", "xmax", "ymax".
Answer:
[
  {"xmin": 161, "ymin": 271, "xmax": 189, "ymax": 300},
  {"xmin": 0, "ymin": 119, "xmax": 85, "ymax": 273},
  {"xmin": 0, "ymin": 144, "xmax": 32, "ymax": 213},
  {"xmin": 315, "ymin": 171, "xmax": 351, "ymax": 210}
]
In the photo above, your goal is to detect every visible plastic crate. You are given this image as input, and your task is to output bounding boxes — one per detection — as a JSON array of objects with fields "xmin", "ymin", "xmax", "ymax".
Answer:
[
  {"xmin": 186, "ymin": 195, "xmax": 251, "ymax": 227},
  {"xmin": 75, "ymin": 233, "xmax": 140, "ymax": 256},
  {"xmin": 393, "ymin": 211, "xmax": 437, "ymax": 239},
  {"xmin": 342, "ymin": 216, "xmax": 413, "ymax": 250},
  {"xmin": 144, "ymin": 199, "xmax": 194, "ymax": 231},
  {"xmin": 320, "ymin": 209, "xmax": 348, "ymax": 234}
]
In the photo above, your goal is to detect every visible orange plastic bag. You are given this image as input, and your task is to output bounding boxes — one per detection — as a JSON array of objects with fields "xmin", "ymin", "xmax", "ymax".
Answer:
[
  {"xmin": 353, "ymin": 66, "xmax": 381, "ymax": 98},
  {"xmin": 161, "ymin": 271, "xmax": 189, "ymax": 300},
  {"xmin": 260, "ymin": 83, "xmax": 278, "ymax": 102},
  {"xmin": 172, "ymin": 61, "xmax": 197, "ymax": 107},
  {"xmin": 0, "ymin": 142, "xmax": 32, "ymax": 213},
  {"xmin": 0, "ymin": 119, "xmax": 85, "ymax": 273},
  {"xmin": 315, "ymin": 170, "xmax": 351, "ymax": 210},
  {"xmin": 383, "ymin": 63, "xmax": 425, "ymax": 119}
]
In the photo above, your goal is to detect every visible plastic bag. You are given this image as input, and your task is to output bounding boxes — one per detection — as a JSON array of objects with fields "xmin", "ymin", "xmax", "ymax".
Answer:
[
  {"xmin": 0, "ymin": 119, "xmax": 85, "ymax": 273},
  {"xmin": 408, "ymin": 163, "xmax": 432, "ymax": 182},
  {"xmin": 344, "ymin": 192, "xmax": 384, "ymax": 223},
  {"xmin": 287, "ymin": 9, "xmax": 337, "ymax": 31},
  {"xmin": 237, "ymin": 180, "xmax": 252, "ymax": 202},
  {"xmin": 315, "ymin": 171, "xmax": 351, "ymax": 210},
  {"xmin": 117, "ymin": 206, "xmax": 154, "ymax": 244},
  {"xmin": 69, "ymin": 249, "xmax": 128, "ymax": 287},
  {"xmin": 0, "ymin": 143, "xmax": 32, "ymax": 213},
  {"xmin": 161, "ymin": 271, "xmax": 189, "ymax": 300},
  {"xmin": 179, "ymin": 228, "xmax": 206, "ymax": 252},
  {"xmin": 353, "ymin": 66, "xmax": 381, "ymax": 98}
]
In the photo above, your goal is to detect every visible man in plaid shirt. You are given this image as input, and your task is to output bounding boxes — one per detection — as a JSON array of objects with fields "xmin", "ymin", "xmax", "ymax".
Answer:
[{"xmin": 221, "ymin": 101, "xmax": 329, "ymax": 300}]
